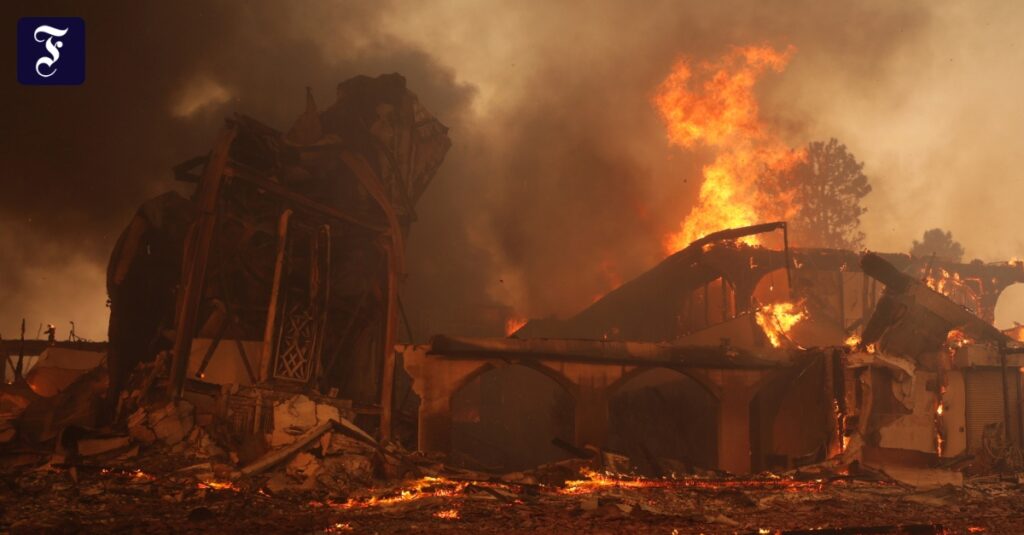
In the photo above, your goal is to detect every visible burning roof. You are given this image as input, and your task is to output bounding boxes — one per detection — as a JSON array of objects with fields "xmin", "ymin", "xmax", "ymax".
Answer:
[{"xmin": 513, "ymin": 223, "xmax": 1024, "ymax": 352}]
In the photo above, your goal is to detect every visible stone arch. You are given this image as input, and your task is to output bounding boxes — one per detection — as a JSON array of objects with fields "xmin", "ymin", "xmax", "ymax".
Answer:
[
  {"xmin": 447, "ymin": 358, "xmax": 578, "ymax": 404},
  {"xmin": 606, "ymin": 366, "xmax": 720, "ymax": 472},
  {"xmin": 449, "ymin": 361, "xmax": 577, "ymax": 472},
  {"xmin": 994, "ymin": 282, "xmax": 1024, "ymax": 331},
  {"xmin": 609, "ymin": 364, "xmax": 721, "ymax": 401},
  {"xmin": 751, "ymin": 267, "xmax": 791, "ymax": 306},
  {"xmin": 749, "ymin": 359, "xmax": 832, "ymax": 471}
]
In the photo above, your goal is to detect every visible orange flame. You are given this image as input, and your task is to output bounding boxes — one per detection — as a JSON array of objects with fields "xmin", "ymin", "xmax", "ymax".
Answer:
[
  {"xmin": 433, "ymin": 508, "xmax": 461, "ymax": 520},
  {"xmin": 198, "ymin": 480, "xmax": 240, "ymax": 492},
  {"xmin": 946, "ymin": 329, "xmax": 971, "ymax": 349},
  {"xmin": 925, "ymin": 268, "xmax": 982, "ymax": 313},
  {"xmin": 559, "ymin": 469, "xmax": 827, "ymax": 495},
  {"xmin": 1005, "ymin": 325, "xmax": 1024, "ymax": 343},
  {"xmin": 330, "ymin": 476, "xmax": 469, "ymax": 510},
  {"xmin": 653, "ymin": 45, "xmax": 805, "ymax": 254},
  {"xmin": 844, "ymin": 333, "xmax": 862, "ymax": 348},
  {"xmin": 505, "ymin": 316, "xmax": 528, "ymax": 336},
  {"xmin": 755, "ymin": 301, "xmax": 806, "ymax": 347}
]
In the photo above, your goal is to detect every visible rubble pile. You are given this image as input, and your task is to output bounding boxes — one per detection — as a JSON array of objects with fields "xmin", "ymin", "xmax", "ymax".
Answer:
[{"xmin": 3, "ymin": 398, "xmax": 1024, "ymax": 535}]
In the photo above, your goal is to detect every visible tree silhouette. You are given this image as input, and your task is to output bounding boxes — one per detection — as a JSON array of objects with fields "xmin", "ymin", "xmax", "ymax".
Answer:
[
  {"xmin": 772, "ymin": 138, "xmax": 871, "ymax": 250},
  {"xmin": 911, "ymin": 228, "xmax": 965, "ymax": 262}
]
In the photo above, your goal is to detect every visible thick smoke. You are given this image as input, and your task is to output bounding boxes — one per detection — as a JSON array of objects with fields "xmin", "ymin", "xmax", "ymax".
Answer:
[
  {"xmin": 10, "ymin": 1, "xmax": 1022, "ymax": 340},
  {"xmin": 0, "ymin": 0, "xmax": 477, "ymax": 340}
]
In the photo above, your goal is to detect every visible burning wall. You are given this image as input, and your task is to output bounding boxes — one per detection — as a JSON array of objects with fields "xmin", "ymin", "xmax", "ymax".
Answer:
[{"xmin": 401, "ymin": 224, "xmax": 1024, "ymax": 476}]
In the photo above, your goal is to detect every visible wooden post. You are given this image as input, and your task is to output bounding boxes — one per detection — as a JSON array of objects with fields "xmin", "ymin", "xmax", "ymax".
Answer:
[
  {"xmin": 782, "ymin": 222, "xmax": 793, "ymax": 288},
  {"xmin": 259, "ymin": 209, "xmax": 293, "ymax": 384},
  {"xmin": 338, "ymin": 151, "xmax": 406, "ymax": 442},
  {"xmin": 1000, "ymin": 343, "xmax": 1013, "ymax": 442},
  {"xmin": 379, "ymin": 243, "xmax": 399, "ymax": 441},
  {"xmin": 168, "ymin": 125, "xmax": 237, "ymax": 398},
  {"xmin": 15, "ymin": 319, "xmax": 25, "ymax": 381},
  {"xmin": 837, "ymin": 271, "xmax": 846, "ymax": 331}
]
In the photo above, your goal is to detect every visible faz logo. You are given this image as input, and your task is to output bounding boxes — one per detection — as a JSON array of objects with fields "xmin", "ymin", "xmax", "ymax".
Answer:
[{"xmin": 17, "ymin": 17, "xmax": 85, "ymax": 85}]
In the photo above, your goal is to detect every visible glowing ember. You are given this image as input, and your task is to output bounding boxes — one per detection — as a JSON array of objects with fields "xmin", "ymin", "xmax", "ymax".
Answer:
[
  {"xmin": 946, "ymin": 329, "xmax": 970, "ymax": 349},
  {"xmin": 844, "ymin": 333, "xmax": 861, "ymax": 348},
  {"xmin": 504, "ymin": 316, "xmax": 528, "ymax": 336},
  {"xmin": 653, "ymin": 45, "xmax": 805, "ymax": 254},
  {"xmin": 433, "ymin": 508, "xmax": 461, "ymax": 520},
  {"xmin": 100, "ymin": 468, "xmax": 156, "ymax": 481},
  {"xmin": 198, "ymin": 480, "xmax": 240, "ymax": 492},
  {"xmin": 755, "ymin": 301, "xmax": 806, "ymax": 347},
  {"xmin": 559, "ymin": 469, "xmax": 826, "ymax": 495},
  {"xmin": 326, "ymin": 470, "xmax": 834, "ymax": 515},
  {"xmin": 330, "ymin": 476, "xmax": 468, "ymax": 510},
  {"xmin": 831, "ymin": 399, "xmax": 847, "ymax": 456}
]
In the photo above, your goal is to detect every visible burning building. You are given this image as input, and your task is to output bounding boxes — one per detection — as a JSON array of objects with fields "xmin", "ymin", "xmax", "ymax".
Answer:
[
  {"xmin": 4, "ymin": 16, "xmax": 1024, "ymax": 531},
  {"xmin": 399, "ymin": 222, "xmax": 1024, "ymax": 481}
]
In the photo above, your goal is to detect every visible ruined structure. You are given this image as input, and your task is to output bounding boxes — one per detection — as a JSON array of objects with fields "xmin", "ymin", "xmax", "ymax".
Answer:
[
  {"xmin": 106, "ymin": 74, "xmax": 450, "ymax": 438},
  {"xmin": 400, "ymin": 223, "xmax": 1024, "ymax": 477}
]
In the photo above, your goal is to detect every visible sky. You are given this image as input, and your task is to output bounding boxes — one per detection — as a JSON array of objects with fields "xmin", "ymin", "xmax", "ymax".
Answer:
[{"xmin": 3, "ymin": 0, "xmax": 1024, "ymax": 340}]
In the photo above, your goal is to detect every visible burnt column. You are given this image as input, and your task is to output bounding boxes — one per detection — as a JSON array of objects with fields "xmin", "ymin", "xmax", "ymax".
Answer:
[
  {"xmin": 573, "ymin": 379, "xmax": 609, "ymax": 448},
  {"xmin": 713, "ymin": 369, "xmax": 765, "ymax": 474}
]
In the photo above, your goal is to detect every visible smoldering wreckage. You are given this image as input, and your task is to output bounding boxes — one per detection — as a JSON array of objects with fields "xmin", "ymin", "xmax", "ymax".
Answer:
[{"xmin": 3, "ymin": 76, "xmax": 1024, "ymax": 534}]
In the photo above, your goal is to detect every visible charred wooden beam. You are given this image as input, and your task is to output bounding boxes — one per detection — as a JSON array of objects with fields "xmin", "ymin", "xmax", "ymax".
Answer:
[
  {"xmin": 259, "ymin": 209, "xmax": 292, "ymax": 383},
  {"xmin": 168, "ymin": 124, "xmax": 238, "ymax": 399},
  {"xmin": 427, "ymin": 334, "xmax": 796, "ymax": 369},
  {"xmin": 339, "ymin": 150, "xmax": 406, "ymax": 442},
  {"xmin": 0, "ymin": 339, "xmax": 107, "ymax": 357},
  {"xmin": 226, "ymin": 166, "xmax": 387, "ymax": 233},
  {"xmin": 860, "ymin": 252, "xmax": 1007, "ymax": 344}
]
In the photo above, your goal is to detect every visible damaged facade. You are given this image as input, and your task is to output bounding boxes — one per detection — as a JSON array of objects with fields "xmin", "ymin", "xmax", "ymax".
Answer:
[
  {"xmin": 104, "ymin": 74, "xmax": 450, "ymax": 442},
  {"xmin": 399, "ymin": 223, "xmax": 1024, "ymax": 480},
  {"xmin": 3, "ymin": 71, "xmax": 1024, "ymax": 534}
]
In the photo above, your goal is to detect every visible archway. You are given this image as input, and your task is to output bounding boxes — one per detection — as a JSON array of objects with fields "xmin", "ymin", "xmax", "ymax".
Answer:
[
  {"xmin": 450, "ymin": 364, "xmax": 575, "ymax": 472},
  {"xmin": 995, "ymin": 283, "xmax": 1024, "ymax": 332},
  {"xmin": 750, "ymin": 360, "xmax": 832, "ymax": 471},
  {"xmin": 752, "ymin": 267, "xmax": 791, "ymax": 306},
  {"xmin": 607, "ymin": 367, "xmax": 718, "ymax": 474}
]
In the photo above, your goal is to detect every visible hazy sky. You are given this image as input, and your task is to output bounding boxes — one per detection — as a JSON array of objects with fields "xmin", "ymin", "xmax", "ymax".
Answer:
[{"xmin": 3, "ymin": 1, "xmax": 1024, "ymax": 339}]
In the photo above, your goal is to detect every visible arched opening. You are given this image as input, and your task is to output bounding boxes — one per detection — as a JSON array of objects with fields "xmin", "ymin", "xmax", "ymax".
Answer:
[
  {"xmin": 607, "ymin": 368, "xmax": 718, "ymax": 474},
  {"xmin": 752, "ymin": 267, "xmax": 791, "ymax": 306},
  {"xmin": 750, "ymin": 360, "xmax": 832, "ymax": 471},
  {"xmin": 995, "ymin": 283, "xmax": 1024, "ymax": 332},
  {"xmin": 450, "ymin": 364, "xmax": 575, "ymax": 472}
]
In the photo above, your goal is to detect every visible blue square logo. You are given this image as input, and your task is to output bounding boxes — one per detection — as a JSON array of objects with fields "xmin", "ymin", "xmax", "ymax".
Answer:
[{"xmin": 17, "ymin": 17, "xmax": 85, "ymax": 85}]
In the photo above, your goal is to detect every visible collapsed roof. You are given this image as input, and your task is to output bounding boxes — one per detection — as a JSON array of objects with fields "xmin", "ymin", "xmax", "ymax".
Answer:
[{"xmin": 514, "ymin": 223, "xmax": 1024, "ymax": 348}]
